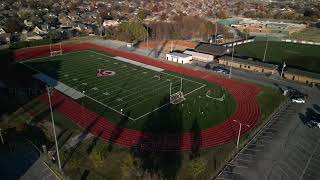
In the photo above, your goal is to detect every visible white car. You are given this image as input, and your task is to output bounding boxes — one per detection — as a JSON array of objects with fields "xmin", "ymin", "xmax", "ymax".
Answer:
[{"xmin": 292, "ymin": 98, "xmax": 305, "ymax": 104}]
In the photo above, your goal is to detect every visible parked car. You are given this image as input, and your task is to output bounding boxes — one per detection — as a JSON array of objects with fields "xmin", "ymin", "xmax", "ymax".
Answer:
[
  {"xmin": 212, "ymin": 66, "xmax": 230, "ymax": 75},
  {"xmin": 292, "ymin": 98, "xmax": 305, "ymax": 104},
  {"xmin": 307, "ymin": 120, "xmax": 320, "ymax": 128}
]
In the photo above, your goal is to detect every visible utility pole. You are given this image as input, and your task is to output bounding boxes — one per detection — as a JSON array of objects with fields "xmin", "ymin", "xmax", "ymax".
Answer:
[
  {"xmin": 263, "ymin": 35, "xmax": 269, "ymax": 62},
  {"xmin": 0, "ymin": 128, "xmax": 4, "ymax": 144},
  {"xmin": 229, "ymin": 35, "xmax": 235, "ymax": 79},
  {"xmin": 46, "ymin": 86, "xmax": 62, "ymax": 170},
  {"xmin": 280, "ymin": 61, "xmax": 286, "ymax": 78},
  {"xmin": 146, "ymin": 24, "xmax": 149, "ymax": 56},
  {"xmin": 82, "ymin": 90, "xmax": 85, "ymax": 127},
  {"xmin": 215, "ymin": 16, "xmax": 218, "ymax": 44},
  {"xmin": 233, "ymin": 120, "xmax": 250, "ymax": 149}
]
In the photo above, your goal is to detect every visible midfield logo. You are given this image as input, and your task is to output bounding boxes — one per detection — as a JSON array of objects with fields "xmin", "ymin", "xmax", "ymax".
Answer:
[{"xmin": 96, "ymin": 69, "xmax": 116, "ymax": 77}]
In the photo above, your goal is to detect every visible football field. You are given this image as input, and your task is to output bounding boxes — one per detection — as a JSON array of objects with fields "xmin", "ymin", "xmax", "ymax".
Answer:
[
  {"xmin": 235, "ymin": 41, "xmax": 320, "ymax": 73},
  {"xmin": 20, "ymin": 50, "xmax": 236, "ymax": 132}
]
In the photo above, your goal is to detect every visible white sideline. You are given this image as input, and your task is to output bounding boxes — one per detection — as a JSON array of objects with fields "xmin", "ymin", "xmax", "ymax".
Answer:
[
  {"xmin": 33, "ymin": 73, "xmax": 85, "ymax": 100},
  {"xmin": 113, "ymin": 56, "xmax": 164, "ymax": 72}
]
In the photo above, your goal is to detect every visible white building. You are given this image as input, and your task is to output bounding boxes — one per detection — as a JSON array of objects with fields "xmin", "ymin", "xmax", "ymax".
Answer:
[
  {"xmin": 0, "ymin": 28, "xmax": 6, "ymax": 34},
  {"xmin": 184, "ymin": 50, "xmax": 214, "ymax": 63},
  {"xmin": 166, "ymin": 52, "xmax": 192, "ymax": 64},
  {"xmin": 103, "ymin": 20, "xmax": 120, "ymax": 27}
]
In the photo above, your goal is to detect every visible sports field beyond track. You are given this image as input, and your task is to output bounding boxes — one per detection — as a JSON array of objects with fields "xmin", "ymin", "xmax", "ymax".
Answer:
[{"xmin": 235, "ymin": 41, "xmax": 320, "ymax": 73}]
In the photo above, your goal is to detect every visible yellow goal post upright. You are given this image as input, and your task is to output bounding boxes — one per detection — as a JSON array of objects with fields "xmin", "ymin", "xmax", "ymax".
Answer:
[
  {"xmin": 170, "ymin": 78, "xmax": 186, "ymax": 104},
  {"xmin": 50, "ymin": 42, "xmax": 63, "ymax": 57}
]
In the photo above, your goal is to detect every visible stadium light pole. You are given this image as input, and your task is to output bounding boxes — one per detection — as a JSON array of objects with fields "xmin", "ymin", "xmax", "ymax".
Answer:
[
  {"xmin": 280, "ymin": 61, "xmax": 286, "ymax": 78},
  {"xmin": 146, "ymin": 24, "xmax": 149, "ymax": 56},
  {"xmin": 46, "ymin": 86, "xmax": 62, "ymax": 171},
  {"xmin": 82, "ymin": 90, "xmax": 85, "ymax": 127},
  {"xmin": 263, "ymin": 35, "xmax": 269, "ymax": 62},
  {"xmin": 215, "ymin": 16, "xmax": 218, "ymax": 44},
  {"xmin": 229, "ymin": 35, "xmax": 235, "ymax": 79},
  {"xmin": 0, "ymin": 128, "xmax": 4, "ymax": 144},
  {"xmin": 233, "ymin": 119, "xmax": 250, "ymax": 149}
]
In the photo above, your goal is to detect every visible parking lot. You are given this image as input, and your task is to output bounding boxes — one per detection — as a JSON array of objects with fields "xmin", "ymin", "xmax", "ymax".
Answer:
[{"xmin": 215, "ymin": 87, "xmax": 320, "ymax": 180}]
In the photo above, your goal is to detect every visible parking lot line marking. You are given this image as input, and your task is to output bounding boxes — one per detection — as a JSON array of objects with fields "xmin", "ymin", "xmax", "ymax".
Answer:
[
  {"xmin": 227, "ymin": 164, "xmax": 249, "ymax": 169},
  {"xmin": 222, "ymin": 170, "xmax": 243, "ymax": 175},
  {"xmin": 243, "ymin": 148, "xmax": 261, "ymax": 152},
  {"xmin": 248, "ymin": 144, "xmax": 265, "ymax": 148},
  {"xmin": 232, "ymin": 158, "xmax": 254, "ymax": 163},
  {"xmin": 216, "ymin": 178, "xmax": 233, "ymax": 180},
  {"xmin": 238, "ymin": 153, "xmax": 257, "ymax": 157}
]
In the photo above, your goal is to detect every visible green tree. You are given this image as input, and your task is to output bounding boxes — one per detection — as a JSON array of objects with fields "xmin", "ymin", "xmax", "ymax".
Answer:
[
  {"xmin": 89, "ymin": 149, "xmax": 105, "ymax": 168},
  {"xmin": 137, "ymin": 9, "xmax": 150, "ymax": 21},
  {"xmin": 187, "ymin": 159, "xmax": 206, "ymax": 178},
  {"xmin": 116, "ymin": 22, "xmax": 147, "ymax": 42},
  {"xmin": 121, "ymin": 154, "xmax": 140, "ymax": 179},
  {"xmin": 4, "ymin": 17, "xmax": 24, "ymax": 33}
]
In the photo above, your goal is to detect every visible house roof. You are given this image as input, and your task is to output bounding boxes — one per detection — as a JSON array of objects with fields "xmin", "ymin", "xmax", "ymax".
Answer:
[{"xmin": 195, "ymin": 43, "xmax": 228, "ymax": 56}]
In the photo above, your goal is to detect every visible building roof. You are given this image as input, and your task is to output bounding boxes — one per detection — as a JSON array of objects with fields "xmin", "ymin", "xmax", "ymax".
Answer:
[
  {"xmin": 167, "ymin": 52, "xmax": 192, "ymax": 58},
  {"xmin": 285, "ymin": 68, "xmax": 320, "ymax": 80},
  {"xmin": 220, "ymin": 55, "xmax": 277, "ymax": 69},
  {"xmin": 184, "ymin": 50, "xmax": 214, "ymax": 58},
  {"xmin": 195, "ymin": 43, "xmax": 228, "ymax": 56}
]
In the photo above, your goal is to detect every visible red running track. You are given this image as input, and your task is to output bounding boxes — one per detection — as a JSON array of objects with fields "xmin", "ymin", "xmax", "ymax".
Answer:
[{"xmin": 15, "ymin": 43, "xmax": 262, "ymax": 151}]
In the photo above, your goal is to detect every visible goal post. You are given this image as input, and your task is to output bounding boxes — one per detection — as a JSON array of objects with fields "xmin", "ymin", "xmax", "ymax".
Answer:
[
  {"xmin": 170, "ymin": 78, "xmax": 186, "ymax": 104},
  {"xmin": 50, "ymin": 43, "xmax": 63, "ymax": 57}
]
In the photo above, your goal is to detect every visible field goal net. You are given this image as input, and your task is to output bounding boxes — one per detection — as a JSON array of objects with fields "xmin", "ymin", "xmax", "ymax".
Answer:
[
  {"xmin": 170, "ymin": 78, "xmax": 186, "ymax": 104},
  {"xmin": 50, "ymin": 43, "xmax": 62, "ymax": 57}
]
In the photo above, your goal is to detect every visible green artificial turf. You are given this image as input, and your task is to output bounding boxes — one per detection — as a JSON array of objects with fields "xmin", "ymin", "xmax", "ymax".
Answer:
[
  {"xmin": 235, "ymin": 41, "xmax": 320, "ymax": 73},
  {"xmin": 19, "ymin": 50, "xmax": 236, "ymax": 133}
]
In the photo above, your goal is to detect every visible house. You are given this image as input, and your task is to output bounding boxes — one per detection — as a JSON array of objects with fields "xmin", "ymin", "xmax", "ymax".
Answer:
[
  {"xmin": 103, "ymin": 20, "xmax": 120, "ymax": 27},
  {"xmin": 33, "ymin": 26, "xmax": 48, "ymax": 35},
  {"xmin": 0, "ymin": 33, "xmax": 11, "ymax": 44},
  {"xmin": 23, "ymin": 20, "xmax": 33, "ymax": 27},
  {"xmin": 72, "ymin": 23, "xmax": 88, "ymax": 32},
  {"xmin": 166, "ymin": 52, "xmax": 192, "ymax": 64},
  {"xmin": 22, "ymin": 32, "xmax": 43, "ymax": 41},
  {"xmin": 0, "ymin": 28, "xmax": 6, "ymax": 34}
]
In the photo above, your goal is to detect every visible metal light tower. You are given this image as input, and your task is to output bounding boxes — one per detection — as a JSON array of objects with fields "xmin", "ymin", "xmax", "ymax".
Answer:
[
  {"xmin": 46, "ymin": 86, "xmax": 62, "ymax": 170},
  {"xmin": 0, "ymin": 128, "xmax": 4, "ymax": 144},
  {"xmin": 146, "ymin": 24, "xmax": 149, "ymax": 56},
  {"xmin": 233, "ymin": 119, "xmax": 250, "ymax": 149},
  {"xmin": 229, "ymin": 35, "xmax": 235, "ymax": 79},
  {"xmin": 263, "ymin": 35, "xmax": 269, "ymax": 62}
]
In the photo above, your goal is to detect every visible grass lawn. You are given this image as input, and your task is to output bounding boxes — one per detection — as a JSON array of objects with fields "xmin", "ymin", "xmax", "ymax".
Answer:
[
  {"xmin": 19, "ymin": 50, "xmax": 236, "ymax": 133},
  {"xmin": 291, "ymin": 27, "xmax": 320, "ymax": 42},
  {"xmin": 235, "ymin": 41, "xmax": 320, "ymax": 73}
]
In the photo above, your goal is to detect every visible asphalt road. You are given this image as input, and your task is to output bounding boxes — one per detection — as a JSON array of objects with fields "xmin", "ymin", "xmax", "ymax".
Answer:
[{"xmin": 0, "ymin": 141, "xmax": 59, "ymax": 180}]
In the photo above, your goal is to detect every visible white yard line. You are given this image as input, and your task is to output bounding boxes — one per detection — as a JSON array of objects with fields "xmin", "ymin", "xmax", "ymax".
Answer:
[
  {"xmin": 20, "ymin": 50, "xmax": 95, "ymax": 63},
  {"xmin": 84, "ymin": 94, "xmax": 135, "ymax": 121}
]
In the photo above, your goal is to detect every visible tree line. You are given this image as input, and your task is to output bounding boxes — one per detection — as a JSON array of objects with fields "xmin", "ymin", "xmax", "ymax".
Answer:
[{"xmin": 105, "ymin": 16, "xmax": 229, "ymax": 43}]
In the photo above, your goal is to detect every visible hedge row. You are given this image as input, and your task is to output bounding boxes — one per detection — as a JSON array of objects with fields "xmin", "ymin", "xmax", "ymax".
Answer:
[{"xmin": 9, "ymin": 39, "xmax": 55, "ymax": 49}]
